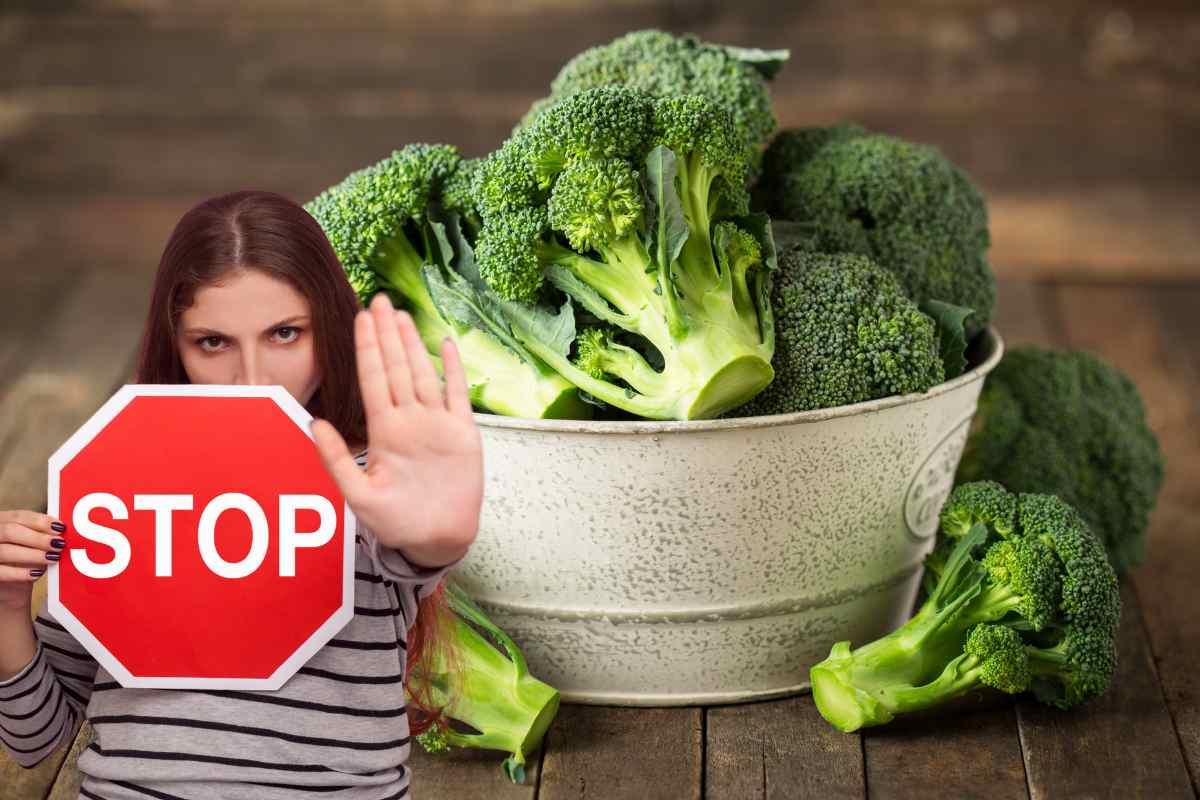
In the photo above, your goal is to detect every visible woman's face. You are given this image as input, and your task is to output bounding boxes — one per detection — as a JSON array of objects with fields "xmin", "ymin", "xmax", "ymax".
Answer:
[{"xmin": 177, "ymin": 269, "xmax": 322, "ymax": 406}]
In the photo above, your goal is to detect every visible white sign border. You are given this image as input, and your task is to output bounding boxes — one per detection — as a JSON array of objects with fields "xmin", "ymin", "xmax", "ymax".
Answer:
[{"xmin": 47, "ymin": 384, "xmax": 357, "ymax": 691}]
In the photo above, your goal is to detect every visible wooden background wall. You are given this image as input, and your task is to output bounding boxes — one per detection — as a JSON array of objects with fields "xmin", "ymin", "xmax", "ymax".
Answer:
[{"xmin": 2, "ymin": 0, "xmax": 1198, "ymax": 293}]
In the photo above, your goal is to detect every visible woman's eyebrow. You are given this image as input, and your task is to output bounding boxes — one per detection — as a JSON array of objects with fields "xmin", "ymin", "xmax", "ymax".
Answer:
[{"xmin": 183, "ymin": 315, "xmax": 310, "ymax": 336}]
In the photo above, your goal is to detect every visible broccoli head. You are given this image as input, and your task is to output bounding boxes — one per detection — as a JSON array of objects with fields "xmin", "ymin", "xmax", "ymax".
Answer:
[
  {"xmin": 733, "ymin": 250, "xmax": 944, "ymax": 415},
  {"xmin": 473, "ymin": 86, "xmax": 777, "ymax": 420},
  {"xmin": 957, "ymin": 346, "xmax": 1165, "ymax": 574},
  {"xmin": 755, "ymin": 125, "xmax": 995, "ymax": 339},
  {"xmin": 304, "ymin": 143, "xmax": 589, "ymax": 420},
  {"xmin": 811, "ymin": 481, "xmax": 1120, "ymax": 732},
  {"xmin": 519, "ymin": 29, "xmax": 786, "ymax": 177}
]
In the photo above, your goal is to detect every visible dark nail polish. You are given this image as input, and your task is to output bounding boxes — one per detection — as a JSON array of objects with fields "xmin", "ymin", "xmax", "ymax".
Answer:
[
  {"xmin": 50, "ymin": 521, "xmax": 66, "ymax": 533},
  {"xmin": 51, "ymin": 538, "xmax": 66, "ymax": 549},
  {"xmin": 45, "ymin": 552, "xmax": 61, "ymax": 561},
  {"xmin": 30, "ymin": 568, "xmax": 45, "ymax": 577}
]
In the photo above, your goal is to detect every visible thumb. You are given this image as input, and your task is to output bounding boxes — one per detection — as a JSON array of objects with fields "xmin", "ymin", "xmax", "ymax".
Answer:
[{"xmin": 310, "ymin": 418, "xmax": 365, "ymax": 503}]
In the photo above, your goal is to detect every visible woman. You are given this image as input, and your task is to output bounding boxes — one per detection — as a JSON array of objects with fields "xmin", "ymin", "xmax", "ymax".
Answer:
[{"xmin": 0, "ymin": 190, "xmax": 482, "ymax": 799}]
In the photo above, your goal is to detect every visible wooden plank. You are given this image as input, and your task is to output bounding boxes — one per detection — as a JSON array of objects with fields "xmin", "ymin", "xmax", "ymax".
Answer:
[
  {"xmin": 408, "ymin": 741, "xmax": 538, "ymax": 799},
  {"xmin": 538, "ymin": 705, "xmax": 702, "ymax": 800},
  {"xmin": 706, "ymin": 695, "xmax": 864, "ymax": 800},
  {"xmin": 0, "ymin": 264, "xmax": 148, "ymax": 800},
  {"xmin": 863, "ymin": 693, "xmax": 1028, "ymax": 800},
  {"xmin": 1006, "ymin": 283, "xmax": 1195, "ymax": 799},
  {"xmin": 1017, "ymin": 582, "xmax": 1193, "ymax": 799},
  {"xmin": 1150, "ymin": 285, "xmax": 1200, "ymax": 794}
]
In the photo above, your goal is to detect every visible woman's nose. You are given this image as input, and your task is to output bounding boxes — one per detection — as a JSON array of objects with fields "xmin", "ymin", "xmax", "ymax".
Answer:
[{"xmin": 235, "ymin": 352, "xmax": 270, "ymax": 385}]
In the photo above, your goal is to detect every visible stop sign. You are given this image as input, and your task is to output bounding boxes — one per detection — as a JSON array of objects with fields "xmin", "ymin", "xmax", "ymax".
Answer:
[{"xmin": 47, "ymin": 385, "xmax": 355, "ymax": 690}]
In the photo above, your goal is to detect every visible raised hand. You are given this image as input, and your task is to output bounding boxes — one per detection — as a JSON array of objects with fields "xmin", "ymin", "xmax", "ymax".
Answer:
[{"xmin": 310, "ymin": 293, "xmax": 483, "ymax": 569}]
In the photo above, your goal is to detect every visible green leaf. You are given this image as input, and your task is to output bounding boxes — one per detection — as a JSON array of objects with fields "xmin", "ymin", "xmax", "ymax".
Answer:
[
  {"xmin": 921, "ymin": 299, "xmax": 974, "ymax": 380},
  {"xmin": 421, "ymin": 262, "xmax": 538, "ymax": 366},
  {"xmin": 644, "ymin": 145, "xmax": 689, "ymax": 271},
  {"xmin": 428, "ymin": 217, "xmax": 455, "ymax": 268},
  {"xmin": 734, "ymin": 212, "xmax": 779, "ymax": 351},
  {"xmin": 499, "ymin": 293, "xmax": 577, "ymax": 361},
  {"xmin": 720, "ymin": 45, "xmax": 791, "ymax": 80},
  {"xmin": 644, "ymin": 144, "xmax": 690, "ymax": 337}
]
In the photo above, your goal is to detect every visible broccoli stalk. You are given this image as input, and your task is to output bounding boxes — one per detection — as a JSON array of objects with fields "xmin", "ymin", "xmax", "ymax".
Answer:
[
  {"xmin": 412, "ymin": 583, "xmax": 560, "ymax": 785},
  {"xmin": 810, "ymin": 482, "xmax": 1120, "ymax": 733},
  {"xmin": 304, "ymin": 144, "xmax": 588, "ymax": 420},
  {"xmin": 475, "ymin": 87, "xmax": 777, "ymax": 420}
]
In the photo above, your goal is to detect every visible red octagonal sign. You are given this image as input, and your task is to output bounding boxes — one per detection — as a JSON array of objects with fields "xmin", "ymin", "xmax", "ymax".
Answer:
[{"xmin": 47, "ymin": 385, "xmax": 355, "ymax": 690}]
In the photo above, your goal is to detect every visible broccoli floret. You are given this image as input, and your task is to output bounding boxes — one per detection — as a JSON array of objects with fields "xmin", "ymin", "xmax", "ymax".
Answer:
[
  {"xmin": 755, "ymin": 125, "xmax": 995, "ymax": 339},
  {"xmin": 733, "ymin": 250, "xmax": 943, "ymax": 415},
  {"xmin": 518, "ymin": 29, "xmax": 786, "ymax": 177},
  {"xmin": 304, "ymin": 144, "xmax": 588, "ymax": 420},
  {"xmin": 810, "ymin": 482, "xmax": 1120, "ymax": 732},
  {"xmin": 408, "ymin": 583, "xmax": 560, "ymax": 785},
  {"xmin": 473, "ymin": 86, "xmax": 776, "ymax": 420},
  {"xmin": 957, "ymin": 346, "xmax": 1165, "ymax": 574}
]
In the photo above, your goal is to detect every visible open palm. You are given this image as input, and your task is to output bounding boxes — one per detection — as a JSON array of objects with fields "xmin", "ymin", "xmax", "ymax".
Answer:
[{"xmin": 310, "ymin": 293, "xmax": 483, "ymax": 567}]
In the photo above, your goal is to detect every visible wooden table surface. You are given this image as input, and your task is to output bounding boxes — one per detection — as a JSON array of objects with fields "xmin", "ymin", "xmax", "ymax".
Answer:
[{"xmin": 2, "ymin": 2, "xmax": 1198, "ymax": 798}]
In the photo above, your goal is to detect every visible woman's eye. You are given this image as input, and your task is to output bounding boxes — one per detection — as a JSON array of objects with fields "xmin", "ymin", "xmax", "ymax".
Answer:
[
  {"xmin": 274, "ymin": 326, "xmax": 301, "ymax": 343},
  {"xmin": 198, "ymin": 336, "xmax": 225, "ymax": 352}
]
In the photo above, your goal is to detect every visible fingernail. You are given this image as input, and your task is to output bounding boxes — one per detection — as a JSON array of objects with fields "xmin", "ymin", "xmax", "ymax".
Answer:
[
  {"xmin": 51, "ymin": 521, "xmax": 66, "ymax": 533},
  {"xmin": 51, "ymin": 538, "xmax": 66, "ymax": 549},
  {"xmin": 30, "ymin": 568, "xmax": 45, "ymax": 577},
  {"xmin": 45, "ymin": 552, "xmax": 61, "ymax": 561}
]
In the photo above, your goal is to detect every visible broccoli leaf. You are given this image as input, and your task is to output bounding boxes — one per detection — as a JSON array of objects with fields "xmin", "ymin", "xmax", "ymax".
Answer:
[
  {"xmin": 644, "ymin": 144, "xmax": 689, "ymax": 271},
  {"xmin": 421, "ymin": 261, "xmax": 539, "ymax": 368},
  {"xmin": 719, "ymin": 45, "xmax": 791, "ymax": 79},
  {"xmin": 735, "ymin": 211, "xmax": 779, "ymax": 349},
  {"xmin": 922, "ymin": 299, "xmax": 974, "ymax": 380},
  {"xmin": 499, "ymin": 294, "xmax": 578, "ymax": 361}
]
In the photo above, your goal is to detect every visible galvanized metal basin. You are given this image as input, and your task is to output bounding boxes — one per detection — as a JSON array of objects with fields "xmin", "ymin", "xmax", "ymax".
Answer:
[{"xmin": 455, "ymin": 328, "xmax": 1005, "ymax": 706}]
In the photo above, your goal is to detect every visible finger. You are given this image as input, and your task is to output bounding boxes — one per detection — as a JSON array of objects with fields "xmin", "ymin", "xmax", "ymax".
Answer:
[
  {"xmin": 0, "ymin": 564, "xmax": 44, "ymax": 582},
  {"xmin": 355, "ymin": 308, "xmax": 393, "ymax": 419},
  {"xmin": 440, "ymin": 337, "xmax": 474, "ymax": 419},
  {"xmin": 396, "ymin": 310, "xmax": 442, "ymax": 408},
  {"xmin": 370, "ymin": 293, "xmax": 415, "ymax": 406},
  {"xmin": 310, "ymin": 418, "xmax": 367, "ymax": 506},
  {"xmin": 0, "ymin": 510, "xmax": 60, "ymax": 535},
  {"xmin": 0, "ymin": 542, "xmax": 62, "ymax": 568},
  {"xmin": 0, "ymin": 521, "xmax": 63, "ymax": 552}
]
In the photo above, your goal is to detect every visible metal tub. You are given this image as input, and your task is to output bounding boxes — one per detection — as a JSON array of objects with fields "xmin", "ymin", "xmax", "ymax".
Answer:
[{"xmin": 455, "ymin": 328, "xmax": 1005, "ymax": 705}]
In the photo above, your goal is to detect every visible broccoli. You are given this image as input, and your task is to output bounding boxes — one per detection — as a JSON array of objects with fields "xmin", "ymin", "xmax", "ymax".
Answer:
[
  {"xmin": 810, "ymin": 481, "xmax": 1120, "ymax": 732},
  {"xmin": 755, "ymin": 125, "xmax": 996, "ymax": 340},
  {"xmin": 957, "ymin": 346, "xmax": 1165, "ymax": 574},
  {"xmin": 518, "ymin": 29, "xmax": 787, "ymax": 177},
  {"xmin": 409, "ymin": 583, "xmax": 560, "ymax": 784},
  {"xmin": 473, "ymin": 86, "xmax": 777, "ymax": 420},
  {"xmin": 733, "ymin": 250, "xmax": 944, "ymax": 415},
  {"xmin": 304, "ymin": 143, "xmax": 589, "ymax": 420}
]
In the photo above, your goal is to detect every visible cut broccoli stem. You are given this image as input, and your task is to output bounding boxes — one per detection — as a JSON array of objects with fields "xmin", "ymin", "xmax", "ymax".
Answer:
[
  {"xmin": 511, "ymin": 313, "xmax": 773, "ymax": 420},
  {"xmin": 414, "ymin": 584, "xmax": 561, "ymax": 778}
]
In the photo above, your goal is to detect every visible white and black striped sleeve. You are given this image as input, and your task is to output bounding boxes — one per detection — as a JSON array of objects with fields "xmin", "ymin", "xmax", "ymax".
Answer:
[
  {"xmin": 0, "ymin": 610, "xmax": 98, "ymax": 767},
  {"xmin": 360, "ymin": 520, "xmax": 465, "ymax": 600}
]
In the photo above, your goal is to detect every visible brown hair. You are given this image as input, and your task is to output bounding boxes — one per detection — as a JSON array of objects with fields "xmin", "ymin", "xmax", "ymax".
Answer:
[{"xmin": 133, "ymin": 189, "xmax": 457, "ymax": 735}]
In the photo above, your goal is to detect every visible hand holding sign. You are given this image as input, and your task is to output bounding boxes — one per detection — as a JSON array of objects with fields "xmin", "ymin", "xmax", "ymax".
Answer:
[{"xmin": 310, "ymin": 293, "xmax": 483, "ymax": 569}]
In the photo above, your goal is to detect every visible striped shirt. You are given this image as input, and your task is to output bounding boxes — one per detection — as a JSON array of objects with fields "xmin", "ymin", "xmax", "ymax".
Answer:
[{"xmin": 0, "ymin": 450, "xmax": 464, "ymax": 799}]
